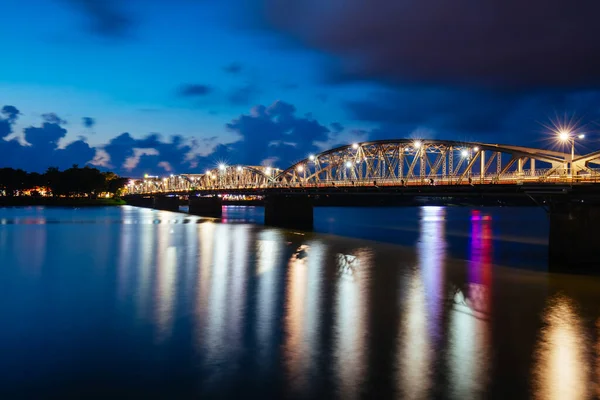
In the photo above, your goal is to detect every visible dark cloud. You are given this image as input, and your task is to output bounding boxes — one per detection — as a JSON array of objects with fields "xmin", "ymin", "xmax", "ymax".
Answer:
[
  {"xmin": 1, "ymin": 106, "xmax": 20, "ymax": 123},
  {"xmin": 345, "ymin": 88, "xmax": 600, "ymax": 146},
  {"xmin": 41, "ymin": 113, "xmax": 67, "ymax": 125},
  {"xmin": 64, "ymin": 0, "xmax": 133, "ymax": 38},
  {"xmin": 228, "ymin": 84, "xmax": 260, "ymax": 105},
  {"xmin": 178, "ymin": 84, "xmax": 214, "ymax": 97},
  {"xmin": 82, "ymin": 116, "xmax": 95, "ymax": 129},
  {"xmin": 330, "ymin": 122, "xmax": 344, "ymax": 133},
  {"xmin": 100, "ymin": 132, "xmax": 198, "ymax": 176},
  {"xmin": 202, "ymin": 100, "xmax": 330, "ymax": 167},
  {"xmin": 0, "ymin": 106, "xmax": 20, "ymax": 139},
  {"xmin": 258, "ymin": 0, "xmax": 600, "ymax": 89},
  {"xmin": 0, "ymin": 108, "xmax": 94, "ymax": 172},
  {"xmin": 223, "ymin": 62, "xmax": 243, "ymax": 74}
]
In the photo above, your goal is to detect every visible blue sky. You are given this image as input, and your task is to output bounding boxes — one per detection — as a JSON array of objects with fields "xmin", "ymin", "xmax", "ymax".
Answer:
[{"xmin": 1, "ymin": 0, "xmax": 600, "ymax": 176}]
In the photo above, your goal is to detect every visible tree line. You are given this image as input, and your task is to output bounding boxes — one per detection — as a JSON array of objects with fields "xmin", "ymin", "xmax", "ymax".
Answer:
[{"xmin": 0, "ymin": 165, "xmax": 128, "ymax": 197}]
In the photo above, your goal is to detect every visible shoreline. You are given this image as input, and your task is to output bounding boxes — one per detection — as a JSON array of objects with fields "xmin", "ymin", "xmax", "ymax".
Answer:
[{"xmin": 0, "ymin": 197, "xmax": 126, "ymax": 207}]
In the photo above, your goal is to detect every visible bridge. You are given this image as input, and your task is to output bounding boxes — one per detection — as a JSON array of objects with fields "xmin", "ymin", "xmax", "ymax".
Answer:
[{"xmin": 123, "ymin": 139, "xmax": 600, "ymax": 272}]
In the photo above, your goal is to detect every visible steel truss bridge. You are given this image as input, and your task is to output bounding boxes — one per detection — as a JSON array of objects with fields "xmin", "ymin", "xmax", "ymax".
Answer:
[{"xmin": 127, "ymin": 139, "xmax": 600, "ymax": 195}]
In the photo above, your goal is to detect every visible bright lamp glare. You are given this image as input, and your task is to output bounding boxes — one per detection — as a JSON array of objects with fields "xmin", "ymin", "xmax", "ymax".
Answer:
[
  {"xmin": 414, "ymin": 141, "xmax": 422, "ymax": 148},
  {"xmin": 352, "ymin": 143, "xmax": 359, "ymax": 149},
  {"xmin": 297, "ymin": 165, "xmax": 303, "ymax": 172},
  {"xmin": 218, "ymin": 163, "xmax": 226, "ymax": 170},
  {"xmin": 345, "ymin": 161, "xmax": 353, "ymax": 168},
  {"xmin": 265, "ymin": 167, "xmax": 272, "ymax": 174},
  {"xmin": 236, "ymin": 166, "xmax": 242, "ymax": 171},
  {"xmin": 309, "ymin": 154, "xmax": 315, "ymax": 161},
  {"xmin": 461, "ymin": 150, "xmax": 469, "ymax": 157},
  {"xmin": 559, "ymin": 131, "xmax": 570, "ymax": 141},
  {"xmin": 473, "ymin": 146, "xmax": 479, "ymax": 152},
  {"xmin": 578, "ymin": 134, "xmax": 585, "ymax": 139}
]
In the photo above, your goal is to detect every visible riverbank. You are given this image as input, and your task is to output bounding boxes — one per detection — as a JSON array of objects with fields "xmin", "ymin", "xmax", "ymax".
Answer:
[{"xmin": 0, "ymin": 197, "xmax": 126, "ymax": 207}]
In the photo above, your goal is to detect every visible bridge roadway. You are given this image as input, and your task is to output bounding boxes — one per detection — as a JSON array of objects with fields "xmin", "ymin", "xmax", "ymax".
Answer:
[{"xmin": 125, "ymin": 139, "xmax": 600, "ymax": 272}]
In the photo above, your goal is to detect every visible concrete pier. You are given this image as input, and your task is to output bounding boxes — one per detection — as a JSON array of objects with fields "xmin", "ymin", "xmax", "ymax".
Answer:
[
  {"xmin": 152, "ymin": 195, "xmax": 180, "ymax": 211},
  {"xmin": 189, "ymin": 196, "xmax": 222, "ymax": 218},
  {"xmin": 548, "ymin": 201, "xmax": 600, "ymax": 272},
  {"xmin": 125, "ymin": 196, "xmax": 155, "ymax": 208},
  {"xmin": 264, "ymin": 195, "xmax": 313, "ymax": 230}
]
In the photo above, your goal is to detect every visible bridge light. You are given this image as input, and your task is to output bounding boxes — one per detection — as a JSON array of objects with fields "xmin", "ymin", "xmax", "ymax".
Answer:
[
  {"xmin": 205, "ymin": 169, "xmax": 210, "ymax": 174},
  {"xmin": 352, "ymin": 143, "xmax": 359, "ymax": 149},
  {"xmin": 265, "ymin": 167, "xmax": 272, "ymax": 174},
  {"xmin": 413, "ymin": 140, "xmax": 422, "ymax": 148},
  {"xmin": 211, "ymin": 174, "xmax": 216, "ymax": 180},
  {"xmin": 144, "ymin": 173, "xmax": 149, "ymax": 179},
  {"xmin": 297, "ymin": 165, "xmax": 304, "ymax": 172},
  {"xmin": 170, "ymin": 174, "xmax": 174, "ymax": 178},
  {"xmin": 578, "ymin": 134, "xmax": 585, "ymax": 139},
  {"xmin": 309, "ymin": 154, "xmax": 315, "ymax": 161},
  {"xmin": 461, "ymin": 150, "xmax": 469, "ymax": 158},
  {"xmin": 236, "ymin": 166, "xmax": 242, "ymax": 172},
  {"xmin": 345, "ymin": 161, "xmax": 353, "ymax": 168},
  {"xmin": 559, "ymin": 131, "xmax": 570, "ymax": 141},
  {"xmin": 219, "ymin": 163, "xmax": 226, "ymax": 171},
  {"xmin": 473, "ymin": 146, "xmax": 479, "ymax": 152}
]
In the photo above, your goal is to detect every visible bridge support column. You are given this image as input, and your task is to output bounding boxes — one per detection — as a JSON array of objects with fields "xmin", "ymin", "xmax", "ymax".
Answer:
[
  {"xmin": 189, "ymin": 196, "xmax": 222, "ymax": 218},
  {"xmin": 153, "ymin": 195, "xmax": 180, "ymax": 212},
  {"xmin": 264, "ymin": 195, "xmax": 313, "ymax": 230},
  {"xmin": 125, "ymin": 196, "xmax": 154, "ymax": 208},
  {"xmin": 549, "ymin": 201, "xmax": 600, "ymax": 272}
]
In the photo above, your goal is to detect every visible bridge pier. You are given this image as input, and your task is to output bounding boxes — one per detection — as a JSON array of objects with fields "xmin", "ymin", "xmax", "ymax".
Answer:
[
  {"xmin": 125, "ymin": 196, "xmax": 154, "ymax": 208},
  {"xmin": 189, "ymin": 196, "xmax": 222, "ymax": 218},
  {"xmin": 549, "ymin": 201, "xmax": 600, "ymax": 272},
  {"xmin": 264, "ymin": 195, "xmax": 313, "ymax": 230},
  {"xmin": 153, "ymin": 195, "xmax": 180, "ymax": 212}
]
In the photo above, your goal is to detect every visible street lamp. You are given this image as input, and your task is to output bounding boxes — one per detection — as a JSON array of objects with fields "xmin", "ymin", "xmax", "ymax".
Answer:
[{"xmin": 558, "ymin": 130, "xmax": 585, "ymax": 177}]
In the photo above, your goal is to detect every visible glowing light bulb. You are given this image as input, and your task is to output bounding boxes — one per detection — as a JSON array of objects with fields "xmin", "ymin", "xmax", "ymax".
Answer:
[
  {"xmin": 414, "ymin": 141, "xmax": 422, "ymax": 148},
  {"xmin": 352, "ymin": 143, "xmax": 359, "ymax": 149}
]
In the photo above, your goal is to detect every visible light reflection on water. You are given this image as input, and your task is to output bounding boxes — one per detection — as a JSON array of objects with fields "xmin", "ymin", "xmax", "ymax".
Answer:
[{"xmin": 0, "ymin": 205, "xmax": 599, "ymax": 398}]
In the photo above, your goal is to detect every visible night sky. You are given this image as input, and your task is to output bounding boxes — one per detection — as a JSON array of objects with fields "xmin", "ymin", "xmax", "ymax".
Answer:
[{"xmin": 2, "ymin": 0, "xmax": 600, "ymax": 176}]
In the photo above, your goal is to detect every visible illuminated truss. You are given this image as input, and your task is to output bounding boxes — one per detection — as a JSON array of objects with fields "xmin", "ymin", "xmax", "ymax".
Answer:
[
  {"xmin": 276, "ymin": 140, "xmax": 571, "ymax": 185},
  {"xmin": 126, "ymin": 139, "xmax": 600, "ymax": 194}
]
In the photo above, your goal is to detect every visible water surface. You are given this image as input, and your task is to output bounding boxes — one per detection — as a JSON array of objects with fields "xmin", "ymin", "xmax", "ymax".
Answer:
[{"xmin": 0, "ymin": 205, "xmax": 599, "ymax": 399}]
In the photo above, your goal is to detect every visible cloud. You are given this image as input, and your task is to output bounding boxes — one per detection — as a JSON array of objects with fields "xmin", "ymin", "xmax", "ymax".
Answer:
[
  {"xmin": 256, "ymin": 0, "xmax": 600, "ymax": 89},
  {"xmin": 200, "ymin": 100, "xmax": 330, "ymax": 167},
  {"xmin": 0, "ymin": 106, "xmax": 20, "ymax": 139},
  {"xmin": 178, "ymin": 84, "xmax": 214, "ymax": 97},
  {"xmin": 64, "ymin": 0, "xmax": 133, "ymax": 38},
  {"xmin": 0, "ymin": 108, "xmax": 95, "ymax": 172},
  {"xmin": 82, "ymin": 116, "xmax": 95, "ymax": 129},
  {"xmin": 223, "ymin": 62, "xmax": 243, "ymax": 74}
]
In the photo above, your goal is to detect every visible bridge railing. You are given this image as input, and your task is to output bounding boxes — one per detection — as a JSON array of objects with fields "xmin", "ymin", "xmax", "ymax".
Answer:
[{"xmin": 125, "ymin": 168, "xmax": 600, "ymax": 195}]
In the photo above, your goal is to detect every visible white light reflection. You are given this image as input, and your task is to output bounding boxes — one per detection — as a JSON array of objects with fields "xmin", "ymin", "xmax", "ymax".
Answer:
[
  {"xmin": 136, "ymin": 211, "xmax": 155, "ymax": 320},
  {"xmin": 155, "ymin": 222, "xmax": 176, "ymax": 341},
  {"xmin": 334, "ymin": 250, "xmax": 370, "ymax": 400},
  {"xmin": 227, "ymin": 224, "xmax": 250, "ymax": 348},
  {"xmin": 284, "ymin": 241, "xmax": 325, "ymax": 395},
  {"xmin": 202, "ymin": 224, "xmax": 233, "ymax": 365},
  {"xmin": 117, "ymin": 219, "xmax": 133, "ymax": 300},
  {"xmin": 533, "ymin": 295, "xmax": 590, "ymax": 400},
  {"xmin": 397, "ymin": 206, "xmax": 446, "ymax": 399},
  {"xmin": 256, "ymin": 230, "xmax": 283, "ymax": 366}
]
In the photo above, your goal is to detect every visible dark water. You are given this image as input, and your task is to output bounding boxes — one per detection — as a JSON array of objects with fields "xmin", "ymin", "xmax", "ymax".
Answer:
[{"xmin": 1, "ymin": 205, "xmax": 599, "ymax": 399}]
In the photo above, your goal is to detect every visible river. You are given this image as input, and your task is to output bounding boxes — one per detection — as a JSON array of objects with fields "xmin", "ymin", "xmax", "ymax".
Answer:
[{"xmin": 0, "ymin": 205, "xmax": 599, "ymax": 399}]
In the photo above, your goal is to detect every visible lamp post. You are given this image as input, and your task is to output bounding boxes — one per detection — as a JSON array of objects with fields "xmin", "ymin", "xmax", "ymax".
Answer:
[{"xmin": 558, "ymin": 131, "xmax": 585, "ymax": 178}]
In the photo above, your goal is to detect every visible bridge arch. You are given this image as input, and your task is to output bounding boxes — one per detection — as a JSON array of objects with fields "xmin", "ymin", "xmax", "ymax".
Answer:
[
  {"xmin": 274, "ymin": 139, "xmax": 570, "ymax": 186},
  {"xmin": 183, "ymin": 165, "xmax": 281, "ymax": 189}
]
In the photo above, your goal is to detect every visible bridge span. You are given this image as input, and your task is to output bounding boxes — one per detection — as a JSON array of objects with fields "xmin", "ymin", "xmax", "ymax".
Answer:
[{"xmin": 124, "ymin": 139, "xmax": 600, "ymax": 272}]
